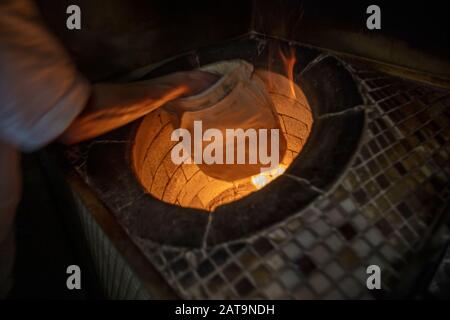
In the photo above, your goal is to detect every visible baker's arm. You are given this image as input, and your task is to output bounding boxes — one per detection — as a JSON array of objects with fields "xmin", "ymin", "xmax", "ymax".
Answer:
[
  {"xmin": 59, "ymin": 70, "xmax": 218, "ymax": 145},
  {"xmin": 0, "ymin": 0, "xmax": 218, "ymax": 149}
]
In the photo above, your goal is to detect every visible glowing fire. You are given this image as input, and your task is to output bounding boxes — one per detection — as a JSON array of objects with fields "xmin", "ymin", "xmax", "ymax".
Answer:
[
  {"xmin": 250, "ymin": 46, "xmax": 298, "ymax": 191},
  {"xmin": 251, "ymin": 164, "xmax": 287, "ymax": 189},
  {"xmin": 279, "ymin": 47, "xmax": 297, "ymax": 98},
  {"xmin": 135, "ymin": 44, "xmax": 308, "ymax": 211}
]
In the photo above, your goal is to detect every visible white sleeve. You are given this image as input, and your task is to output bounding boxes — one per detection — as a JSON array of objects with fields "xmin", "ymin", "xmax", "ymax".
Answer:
[{"xmin": 0, "ymin": 0, "xmax": 90, "ymax": 151}]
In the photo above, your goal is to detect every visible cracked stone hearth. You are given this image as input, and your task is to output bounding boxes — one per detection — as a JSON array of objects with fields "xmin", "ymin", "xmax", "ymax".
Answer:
[{"xmin": 67, "ymin": 37, "xmax": 365, "ymax": 248}]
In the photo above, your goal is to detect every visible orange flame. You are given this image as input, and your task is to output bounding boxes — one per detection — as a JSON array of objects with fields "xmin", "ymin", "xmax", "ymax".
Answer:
[{"xmin": 279, "ymin": 47, "xmax": 297, "ymax": 99}]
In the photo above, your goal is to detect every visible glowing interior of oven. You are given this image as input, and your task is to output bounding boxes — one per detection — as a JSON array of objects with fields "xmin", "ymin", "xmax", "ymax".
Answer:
[{"xmin": 132, "ymin": 70, "xmax": 313, "ymax": 211}]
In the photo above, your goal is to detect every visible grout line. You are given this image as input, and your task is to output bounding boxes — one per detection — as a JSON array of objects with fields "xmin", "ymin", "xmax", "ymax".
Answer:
[
  {"xmin": 284, "ymin": 173, "xmax": 326, "ymax": 194},
  {"xmin": 317, "ymin": 104, "xmax": 369, "ymax": 120},
  {"xmin": 201, "ymin": 213, "xmax": 214, "ymax": 250},
  {"xmin": 300, "ymin": 53, "xmax": 329, "ymax": 76}
]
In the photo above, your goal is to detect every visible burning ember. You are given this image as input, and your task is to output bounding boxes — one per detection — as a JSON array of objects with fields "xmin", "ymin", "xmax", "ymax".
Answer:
[{"xmin": 251, "ymin": 164, "xmax": 287, "ymax": 189}]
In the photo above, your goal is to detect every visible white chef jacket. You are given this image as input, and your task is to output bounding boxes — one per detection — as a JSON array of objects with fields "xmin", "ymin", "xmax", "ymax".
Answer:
[{"xmin": 0, "ymin": 0, "xmax": 90, "ymax": 293}]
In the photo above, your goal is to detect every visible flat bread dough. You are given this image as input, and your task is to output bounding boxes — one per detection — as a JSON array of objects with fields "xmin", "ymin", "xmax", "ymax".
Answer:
[{"xmin": 164, "ymin": 60, "xmax": 286, "ymax": 181}]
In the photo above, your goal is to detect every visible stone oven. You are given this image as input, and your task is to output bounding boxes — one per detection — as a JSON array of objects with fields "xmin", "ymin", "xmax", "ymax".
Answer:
[
  {"xmin": 72, "ymin": 36, "xmax": 365, "ymax": 248},
  {"xmin": 65, "ymin": 35, "xmax": 449, "ymax": 299}
]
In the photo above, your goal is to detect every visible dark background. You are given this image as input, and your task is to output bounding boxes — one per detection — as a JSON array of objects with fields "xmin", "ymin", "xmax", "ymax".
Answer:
[
  {"xmin": 34, "ymin": 0, "xmax": 449, "ymax": 81},
  {"xmin": 300, "ymin": 1, "xmax": 449, "ymax": 55}
]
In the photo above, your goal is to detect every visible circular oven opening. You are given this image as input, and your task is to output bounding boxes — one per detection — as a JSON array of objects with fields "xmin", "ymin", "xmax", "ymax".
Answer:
[
  {"xmin": 81, "ymin": 39, "xmax": 365, "ymax": 246},
  {"xmin": 132, "ymin": 68, "xmax": 313, "ymax": 212}
]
